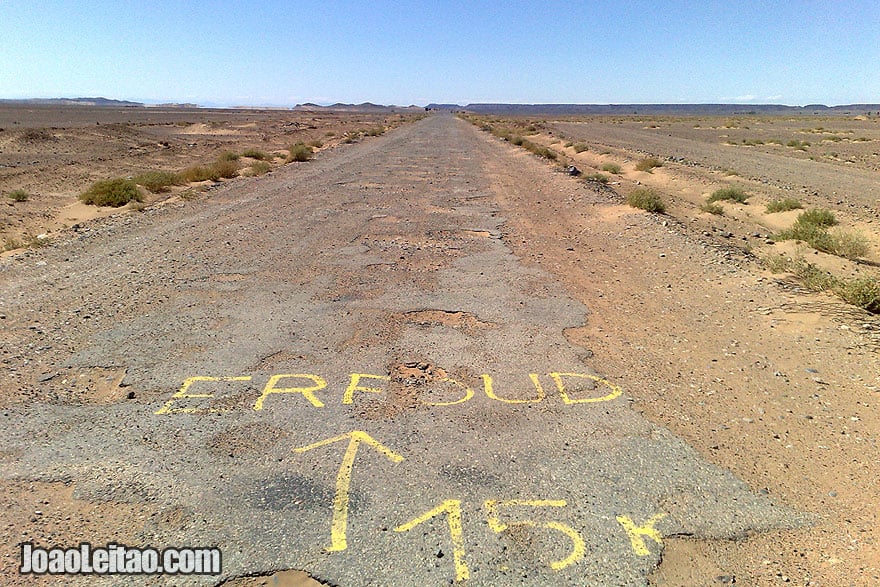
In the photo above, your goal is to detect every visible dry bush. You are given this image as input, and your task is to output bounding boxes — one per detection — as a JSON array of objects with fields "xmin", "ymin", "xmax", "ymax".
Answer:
[
  {"xmin": 635, "ymin": 157, "xmax": 663, "ymax": 172},
  {"xmin": 79, "ymin": 178, "xmax": 142, "ymax": 207},
  {"xmin": 627, "ymin": 189, "xmax": 666, "ymax": 213}
]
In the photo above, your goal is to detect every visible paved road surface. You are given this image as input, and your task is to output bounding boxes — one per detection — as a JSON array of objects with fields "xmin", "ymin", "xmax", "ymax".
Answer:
[{"xmin": 1, "ymin": 114, "xmax": 801, "ymax": 585}]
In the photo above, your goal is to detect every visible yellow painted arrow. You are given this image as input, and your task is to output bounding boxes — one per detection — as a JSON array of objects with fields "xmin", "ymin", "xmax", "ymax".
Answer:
[{"xmin": 295, "ymin": 430, "xmax": 404, "ymax": 552}]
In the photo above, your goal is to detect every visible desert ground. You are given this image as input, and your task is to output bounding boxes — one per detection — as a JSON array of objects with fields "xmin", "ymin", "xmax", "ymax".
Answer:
[
  {"xmin": 1, "ymin": 108, "xmax": 878, "ymax": 586},
  {"xmin": 0, "ymin": 104, "xmax": 422, "ymax": 251}
]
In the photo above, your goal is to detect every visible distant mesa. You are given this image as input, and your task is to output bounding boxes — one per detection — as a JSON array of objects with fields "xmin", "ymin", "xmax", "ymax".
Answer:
[
  {"xmin": 0, "ymin": 97, "xmax": 205, "ymax": 109},
  {"xmin": 293, "ymin": 102, "xmax": 422, "ymax": 113},
  {"xmin": 0, "ymin": 97, "xmax": 145, "ymax": 107},
  {"xmin": 437, "ymin": 103, "xmax": 880, "ymax": 116}
]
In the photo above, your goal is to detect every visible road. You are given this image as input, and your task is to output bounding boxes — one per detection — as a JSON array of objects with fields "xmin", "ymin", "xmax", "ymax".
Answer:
[{"xmin": 2, "ymin": 114, "xmax": 805, "ymax": 585}]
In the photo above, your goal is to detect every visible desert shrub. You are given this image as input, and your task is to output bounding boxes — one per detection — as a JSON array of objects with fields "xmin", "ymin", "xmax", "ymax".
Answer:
[
  {"xmin": 241, "ymin": 148, "xmax": 269, "ymax": 160},
  {"xmin": 243, "ymin": 161, "xmax": 272, "ymax": 176},
  {"xmin": 79, "ymin": 178, "xmax": 142, "ymax": 207},
  {"xmin": 343, "ymin": 132, "xmax": 360, "ymax": 144},
  {"xmin": 775, "ymin": 210, "xmax": 865, "ymax": 259},
  {"xmin": 573, "ymin": 143, "xmax": 589, "ymax": 153},
  {"xmin": 520, "ymin": 140, "xmax": 556, "ymax": 160},
  {"xmin": 707, "ymin": 187, "xmax": 748, "ymax": 203},
  {"xmin": 308, "ymin": 140, "xmax": 323, "ymax": 149},
  {"xmin": 180, "ymin": 165, "xmax": 220, "ymax": 183},
  {"xmin": 288, "ymin": 142, "xmax": 314, "ymax": 162},
  {"xmin": 133, "ymin": 171, "xmax": 182, "ymax": 193},
  {"xmin": 797, "ymin": 208, "xmax": 837, "ymax": 228},
  {"xmin": 627, "ymin": 189, "xmax": 666, "ymax": 213},
  {"xmin": 763, "ymin": 255, "xmax": 836, "ymax": 291},
  {"xmin": 835, "ymin": 277, "xmax": 880, "ymax": 313},
  {"xmin": 218, "ymin": 151, "xmax": 239, "ymax": 162},
  {"xmin": 509, "ymin": 135, "xmax": 524, "ymax": 146},
  {"xmin": 584, "ymin": 173, "xmax": 609, "ymax": 183},
  {"xmin": 212, "ymin": 159, "xmax": 240, "ymax": 179},
  {"xmin": 7, "ymin": 189, "xmax": 29, "ymax": 202},
  {"xmin": 601, "ymin": 163, "xmax": 621, "ymax": 174},
  {"xmin": 700, "ymin": 202, "xmax": 724, "ymax": 215},
  {"xmin": 765, "ymin": 198, "xmax": 803, "ymax": 213},
  {"xmin": 787, "ymin": 139, "xmax": 810, "ymax": 150},
  {"xmin": 775, "ymin": 221, "xmax": 831, "ymax": 249},
  {"xmin": 635, "ymin": 157, "xmax": 663, "ymax": 172},
  {"xmin": 366, "ymin": 127, "xmax": 385, "ymax": 136},
  {"xmin": 824, "ymin": 228, "xmax": 870, "ymax": 260}
]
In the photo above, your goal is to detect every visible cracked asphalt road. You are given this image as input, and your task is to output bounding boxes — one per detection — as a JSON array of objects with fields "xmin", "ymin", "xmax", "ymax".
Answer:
[{"xmin": 1, "ymin": 114, "xmax": 802, "ymax": 585}]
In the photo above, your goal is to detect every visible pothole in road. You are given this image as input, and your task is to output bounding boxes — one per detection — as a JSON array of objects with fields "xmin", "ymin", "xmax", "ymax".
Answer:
[
  {"xmin": 460, "ymin": 228, "xmax": 501, "ymax": 239},
  {"xmin": 402, "ymin": 309, "xmax": 495, "ymax": 335},
  {"xmin": 217, "ymin": 569, "xmax": 332, "ymax": 587},
  {"xmin": 37, "ymin": 366, "xmax": 131, "ymax": 405},
  {"xmin": 353, "ymin": 359, "xmax": 468, "ymax": 421}
]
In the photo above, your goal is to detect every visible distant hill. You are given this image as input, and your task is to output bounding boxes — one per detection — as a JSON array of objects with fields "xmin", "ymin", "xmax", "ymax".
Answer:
[
  {"xmin": 294, "ymin": 102, "xmax": 422, "ymax": 113},
  {"xmin": 429, "ymin": 103, "xmax": 880, "ymax": 116},
  {"xmin": 0, "ymin": 97, "xmax": 145, "ymax": 107}
]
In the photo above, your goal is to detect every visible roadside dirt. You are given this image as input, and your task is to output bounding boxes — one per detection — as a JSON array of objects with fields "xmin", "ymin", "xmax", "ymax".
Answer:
[
  {"xmin": 1, "ymin": 111, "xmax": 878, "ymax": 585},
  {"xmin": 472, "ymin": 117, "xmax": 880, "ymax": 585},
  {"xmin": 0, "ymin": 104, "xmax": 422, "ymax": 251}
]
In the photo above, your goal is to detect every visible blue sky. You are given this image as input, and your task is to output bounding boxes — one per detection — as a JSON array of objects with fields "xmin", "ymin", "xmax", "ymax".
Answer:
[{"xmin": 2, "ymin": 1, "xmax": 879, "ymax": 107}]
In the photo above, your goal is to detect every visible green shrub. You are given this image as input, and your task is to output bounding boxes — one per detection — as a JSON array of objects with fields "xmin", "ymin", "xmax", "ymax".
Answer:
[
  {"xmin": 775, "ymin": 222, "xmax": 831, "ymax": 248},
  {"xmin": 241, "ymin": 148, "xmax": 269, "ymax": 160},
  {"xmin": 366, "ymin": 127, "xmax": 385, "ymax": 136},
  {"xmin": 765, "ymin": 198, "xmax": 803, "ymax": 213},
  {"xmin": 133, "ymin": 171, "xmax": 182, "ymax": 193},
  {"xmin": 79, "ymin": 178, "xmax": 142, "ymax": 207},
  {"xmin": 627, "ymin": 189, "xmax": 666, "ymax": 213},
  {"xmin": 288, "ymin": 142, "xmax": 314, "ymax": 162},
  {"xmin": 509, "ymin": 135, "xmax": 524, "ymax": 146},
  {"xmin": 635, "ymin": 157, "xmax": 663, "ymax": 172},
  {"xmin": 601, "ymin": 163, "xmax": 621, "ymax": 174},
  {"xmin": 708, "ymin": 187, "xmax": 749, "ymax": 203},
  {"xmin": 787, "ymin": 139, "xmax": 810, "ymax": 150},
  {"xmin": 584, "ymin": 173, "xmax": 609, "ymax": 183},
  {"xmin": 218, "ymin": 151, "xmax": 239, "ymax": 162},
  {"xmin": 7, "ymin": 189, "xmax": 29, "ymax": 202},
  {"xmin": 797, "ymin": 208, "xmax": 837, "ymax": 228},
  {"xmin": 308, "ymin": 140, "xmax": 323, "ymax": 149},
  {"xmin": 700, "ymin": 202, "xmax": 724, "ymax": 215},
  {"xmin": 573, "ymin": 143, "xmax": 589, "ymax": 153},
  {"xmin": 835, "ymin": 277, "xmax": 880, "ymax": 313}
]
